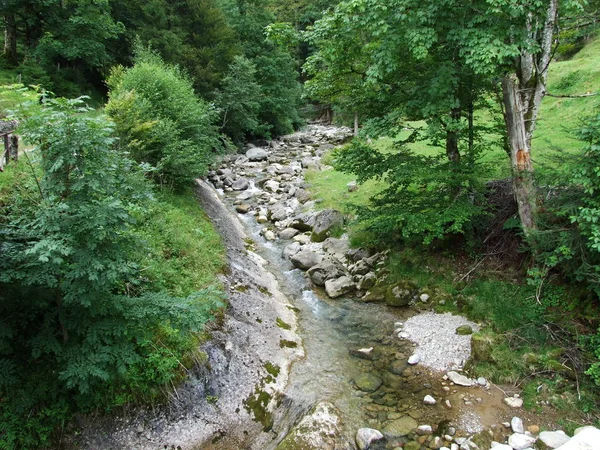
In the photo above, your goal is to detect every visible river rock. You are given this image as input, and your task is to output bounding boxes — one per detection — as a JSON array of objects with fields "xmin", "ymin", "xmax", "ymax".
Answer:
[
  {"xmin": 456, "ymin": 325, "xmax": 473, "ymax": 335},
  {"xmin": 235, "ymin": 204, "xmax": 251, "ymax": 214},
  {"xmin": 282, "ymin": 242, "xmax": 301, "ymax": 259},
  {"xmin": 558, "ymin": 427, "xmax": 600, "ymax": 449},
  {"xmin": 279, "ymin": 228, "xmax": 299, "ymax": 240},
  {"xmin": 383, "ymin": 416, "xmax": 418, "ymax": 438},
  {"xmin": 311, "ymin": 209, "xmax": 344, "ymax": 242},
  {"xmin": 356, "ymin": 428, "xmax": 384, "ymax": 450},
  {"xmin": 385, "ymin": 281, "xmax": 416, "ymax": 307},
  {"xmin": 538, "ymin": 430, "xmax": 570, "ymax": 448},
  {"xmin": 246, "ymin": 147, "xmax": 269, "ymax": 161},
  {"xmin": 447, "ymin": 371, "xmax": 474, "ymax": 387},
  {"xmin": 508, "ymin": 433, "xmax": 536, "ymax": 449},
  {"xmin": 268, "ymin": 203, "xmax": 288, "ymax": 222},
  {"xmin": 504, "ymin": 397, "xmax": 524, "ymax": 408},
  {"xmin": 291, "ymin": 212, "xmax": 316, "ymax": 231},
  {"xmin": 408, "ymin": 354, "xmax": 420, "ymax": 365},
  {"xmin": 264, "ymin": 179, "xmax": 280, "ymax": 192},
  {"xmin": 232, "ymin": 178, "xmax": 250, "ymax": 190},
  {"xmin": 511, "ymin": 417, "xmax": 524, "ymax": 434},
  {"xmin": 350, "ymin": 259, "xmax": 371, "ymax": 276},
  {"xmin": 357, "ymin": 272, "xmax": 377, "ymax": 290},
  {"xmin": 490, "ymin": 443, "xmax": 513, "ymax": 450},
  {"xmin": 307, "ymin": 260, "xmax": 346, "ymax": 286},
  {"xmin": 275, "ymin": 402, "xmax": 342, "ymax": 450},
  {"xmin": 325, "ymin": 276, "xmax": 355, "ymax": 298},
  {"xmin": 390, "ymin": 360, "xmax": 408, "ymax": 375},
  {"xmin": 423, "ymin": 395, "xmax": 436, "ymax": 405},
  {"xmin": 416, "ymin": 425, "xmax": 433, "ymax": 435},
  {"xmin": 295, "ymin": 188, "xmax": 311, "ymax": 204},
  {"xmin": 354, "ymin": 373, "xmax": 383, "ymax": 392},
  {"xmin": 290, "ymin": 250, "xmax": 322, "ymax": 270},
  {"xmin": 350, "ymin": 347, "xmax": 375, "ymax": 360}
]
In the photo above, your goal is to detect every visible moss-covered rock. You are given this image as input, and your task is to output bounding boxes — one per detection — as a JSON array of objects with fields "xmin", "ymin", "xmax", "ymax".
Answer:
[
  {"xmin": 354, "ymin": 373, "xmax": 383, "ymax": 392},
  {"xmin": 470, "ymin": 332, "xmax": 496, "ymax": 362},
  {"xmin": 275, "ymin": 402, "xmax": 342, "ymax": 450},
  {"xmin": 385, "ymin": 281, "xmax": 417, "ymax": 307},
  {"xmin": 382, "ymin": 416, "xmax": 418, "ymax": 438},
  {"xmin": 456, "ymin": 325, "xmax": 473, "ymax": 335}
]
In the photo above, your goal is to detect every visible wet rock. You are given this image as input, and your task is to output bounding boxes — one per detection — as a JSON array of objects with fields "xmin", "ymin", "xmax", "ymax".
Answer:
[
  {"xmin": 232, "ymin": 178, "xmax": 250, "ymax": 190},
  {"xmin": 389, "ymin": 360, "xmax": 408, "ymax": 375},
  {"xmin": 511, "ymin": 417, "xmax": 524, "ymax": 434},
  {"xmin": 447, "ymin": 371, "xmax": 474, "ymax": 387},
  {"xmin": 356, "ymin": 428, "xmax": 384, "ymax": 450},
  {"xmin": 456, "ymin": 325, "xmax": 473, "ymax": 335},
  {"xmin": 385, "ymin": 281, "xmax": 416, "ymax": 307},
  {"xmin": 290, "ymin": 250, "xmax": 323, "ymax": 270},
  {"xmin": 350, "ymin": 347, "xmax": 375, "ymax": 360},
  {"xmin": 538, "ymin": 430, "xmax": 570, "ymax": 448},
  {"xmin": 325, "ymin": 276, "xmax": 355, "ymax": 298},
  {"xmin": 279, "ymin": 228, "xmax": 299, "ymax": 240},
  {"xmin": 383, "ymin": 416, "xmax": 418, "ymax": 438},
  {"xmin": 236, "ymin": 204, "xmax": 251, "ymax": 214},
  {"xmin": 504, "ymin": 397, "xmax": 524, "ymax": 408},
  {"xmin": 354, "ymin": 373, "xmax": 383, "ymax": 392},
  {"xmin": 275, "ymin": 402, "xmax": 342, "ymax": 450},
  {"xmin": 307, "ymin": 260, "xmax": 346, "ymax": 286},
  {"xmin": 508, "ymin": 433, "xmax": 536, "ymax": 450},
  {"xmin": 264, "ymin": 230, "xmax": 276, "ymax": 241},
  {"xmin": 282, "ymin": 242, "xmax": 301, "ymax": 259},
  {"xmin": 423, "ymin": 395, "xmax": 436, "ymax": 405},
  {"xmin": 246, "ymin": 147, "xmax": 269, "ymax": 161},
  {"xmin": 311, "ymin": 209, "xmax": 344, "ymax": 242}
]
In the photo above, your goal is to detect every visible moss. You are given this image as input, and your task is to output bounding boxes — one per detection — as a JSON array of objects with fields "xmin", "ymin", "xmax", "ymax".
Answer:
[
  {"xmin": 243, "ymin": 386, "xmax": 274, "ymax": 432},
  {"xmin": 234, "ymin": 284, "xmax": 250, "ymax": 293},
  {"xmin": 279, "ymin": 339, "xmax": 298, "ymax": 349},
  {"xmin": 265, "ymin": 362, "xmax": 281, "ymax": 378},
  {"xmin": 276, "ymin": 317, "xmax": 291, "ymax": 330},
  {"xmin": 286, "ymin": 305, "xmax": 300, "ymax": 313},
  {"xmin": 258, "ymin": 285, "xmax": 272, "ymax": 296}
]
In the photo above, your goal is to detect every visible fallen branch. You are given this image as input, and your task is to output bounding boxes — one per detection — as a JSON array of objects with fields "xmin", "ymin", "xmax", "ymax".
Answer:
[{"xmin": 546, "ymin": 92, "xmax": 600, "ymax": 98}]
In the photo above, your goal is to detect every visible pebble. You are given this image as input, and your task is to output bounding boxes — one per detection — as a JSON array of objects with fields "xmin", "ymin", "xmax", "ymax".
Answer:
[
  {"xmin": 511, "ymin": 416, "xmax": 525, "ymax": 434},
  {"xmin": 423, "ymin": 395, "xmax": 436, "ymax": 405},
  {"xmin": 477, "ymin": 377, "xmax": 487, "ymax": 386},
  {"xmin": 408, "ymin": 354, "xmax": 421, "ymax": 365},
  {"xmin": 416, "ymin": 425, "xmax": 433, "ymax": 435},
  {"xmin": 504, "ymin": 397, "xmax": 524, "ymax": 408}
]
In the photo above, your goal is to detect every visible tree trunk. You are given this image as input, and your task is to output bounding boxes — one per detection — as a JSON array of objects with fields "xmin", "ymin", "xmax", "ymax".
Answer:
[
  {"xmin": 3, "ymin": 14, "xmax": 18, "ymax": 65},
  {"xmin": 354, "ymin": 111, "xmax": 359, "ymax": 136},
  {"xmin": 502, "ymin": 74, "xmax": 537, "ymax": 234},
  {"xmin": 446, "ymin": 108, "xmax": 461, "ymax": 163}
]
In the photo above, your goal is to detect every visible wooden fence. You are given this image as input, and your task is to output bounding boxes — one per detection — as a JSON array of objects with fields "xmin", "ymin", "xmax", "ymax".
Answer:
[{"xmin": 0, "ymin": 120, "xmax": 19, "ymax": 171}]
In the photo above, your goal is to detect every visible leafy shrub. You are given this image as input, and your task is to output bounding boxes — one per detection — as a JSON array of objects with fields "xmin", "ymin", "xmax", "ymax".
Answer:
[{"xmin": 106, "ymin": 48, "xmax": 223, "ymax": 190}]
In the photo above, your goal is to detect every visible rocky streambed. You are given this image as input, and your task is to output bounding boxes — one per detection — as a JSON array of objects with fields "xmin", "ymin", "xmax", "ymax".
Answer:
[{"xmin": 70, "ymin": 125, "xmax": 597, "ymax": 450}]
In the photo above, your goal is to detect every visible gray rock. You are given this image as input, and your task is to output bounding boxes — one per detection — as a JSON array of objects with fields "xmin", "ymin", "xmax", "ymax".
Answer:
[
  {"xmin": 275, "ymin": 402, "xmax": 342, "ymax": 450},
  {"xmin": 490, "ymin": 443, "xmax": 513, "ymax": 450},
  {"xmin": 385, "ymin": 282, "xmax": 416, "ymax": 307},
  {"xmin": 325, "ymin": 276, "xmax": 355, "ymax": 298},
  {"xmin": 350, "ymin": 259, "xmax": 371, "ymax": 276},
  {"xmin": 347, "ymin": 181, "xmax": 358, "ymax": 192},
  {"xmin": 511, "ymin": 417, "xmax": 525, "ymax": 434},
  {"xmin": 232, "ymin": 178, "xmax": 250, "ymax": 190},
  {"xmin": 416, "ymin": 425, "xmax": 433, "ymax": 435},
  {"xmin": 423, "ymin": 395, "xmax": 436, "ymax": 405},
  {"xmin": 235, "ymin": 204, "xmax": 251, "ymax": 214},
  {"xmin": 301, "ymin": 157, "xmax": 320, "ymax": 170},
  {"xmin": 354, "ymin": 373, "xmax": 382, "ymax": 392},
  {"xmin": 291, "ymin": 212, "xmax": 316, "ymax": 232},
  {"xmin": 293, "ymin": 234, "xmax": 311, "ymax": 245},
  {"xmin": 267, "ymin": 203, "xmax": 288, "ymax": 222},
  {"xmin": 508, "ymin": 433, "xmax": 537, "ymax": 450},
  {"xmin": 246, "ymin": 147, "xmax": 269, "ymax": 161},
  {"xmin": 447, "ymin": 371, "xmax": 475, "ymax": 387},
  {"xmin": 347, "ymin": 247, "xmax": 370, "ymax": 262},
  {"xmin": 263, "ymin": 230, "xmax": 276, "ymax": 241},
  {"xmin": 264, "ymin": 179, "xmax": 280, "ymax": 192},
  {"xmin": 307, "ymin": 260, "xmax": 346, "ymax": 286},
  {"xmin": 279, "ymin": 228, "xmax": 299, "ymax": 240},
  {"xmin": 538, "ymin": 431, "xmax": 570, "ymax": 448},
  {"xmin": 356, "ymin": 428, "xmax": 384, "ymax": 450},
  {"xmin": 477, "ymin": 377, "xmax": 487, "ymax": 386},
  {"xmin": 282, "ymin": 242, "xmax": 301, "ymax": 259},
  {"xmin": 383, "ymin": 416, "xmax": 418, "ymax": 438},
  {"xmin": 311, "ymin": 209, "xmax": 344, "ymax": 242},
  {"xmin": 322, "ymin": 237, "xmax": 350, "ymax": 260},
  {"xmin": 290, "ymin": 250, "xmax": 323, "ymax": 270},
  {"xmin": 295, "ymin": 188, "xmax": 311, "ymax": 204},
  {"xmin": 558, "ymin": 427, "xmax": 600, "ymax": 449},
  {"xmin": 357, "ymin": 272, "xmax": 377, "ymax": 291},
  {"xmin": 216, "ymin": 168, "xmax": 232, "ymax": 176}
]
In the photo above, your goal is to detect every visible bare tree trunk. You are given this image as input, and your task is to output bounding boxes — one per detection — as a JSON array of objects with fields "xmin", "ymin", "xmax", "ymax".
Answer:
[
  {"xmin": 354, "ymin": 111, "xmax": 359, "ymax": 136},
  {"xmin": 3, "ymin": 14, "xmax": 18, "ymax": 65},
  {"xmin": 446, "ymin": 108, "xmax": 461, "ymax": 163},
  {"xmin": 502, "ymin": 74, "xmax": 537, "ymax": 234}
]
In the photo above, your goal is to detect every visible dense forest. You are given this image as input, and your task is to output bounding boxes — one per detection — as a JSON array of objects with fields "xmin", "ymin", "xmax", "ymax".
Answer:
[{"xmin": 2, "ymin": 0, "xmax": 600, "ymax": 447}]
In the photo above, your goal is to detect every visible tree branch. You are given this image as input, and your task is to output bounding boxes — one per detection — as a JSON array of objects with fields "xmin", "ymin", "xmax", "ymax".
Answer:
[{"xmin": 546, "ymin": 92, "xmax": 600, "ymax": 98}]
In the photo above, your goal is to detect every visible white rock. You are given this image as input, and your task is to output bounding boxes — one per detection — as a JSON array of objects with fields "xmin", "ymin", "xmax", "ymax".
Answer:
[
  {"xmin": 264, "ymin": 230, "xmax": 276, "ymax": 241},
  {"xmin": 408, "ymin": 354, "xmax": 420, "ymax": 365},
  {"xmin": 511, "ymin": 417, "xmax": 525, "ymax": 434},
  {"xmin": 539, "ymin": 431, "xmax": 570, "ymax": 449},
  {"xmin": 423, "ymin": 395, "xmax": 436, "ymax": 405},
  {"xmin": 420, "ymin": 293, "xmax": 430, "ymax": 302},
  {"xmin": 398, "ymin": 331, "xmax": 410, "ymax": 339},
  {"xmin": 491, "ymin": 443, "xmax": 513, "ymax": 450},
  {"xmin": 477, "ymin": 377, "xmax": 487, "ymax": 386},
  {"xmin": 556, "ymin": 426, "xmax": 600, "ymax": 449},
  {"xmin": 447, "ymin": 371, "xmax": 474, "ymax": 387},
  {"xmin": 508, "ymin": 433, "xmax": 537, "ymax": 450},
  {"xmin": 416, "ymin": 425, "xmax": 433, "ymax": 435},
  {"xmin": 504, "ymin": 397, "xmax": 524, "ymax": 408},
  {"xmin": 451, "ymin": 444, "xmax": 459, "ymax": 450},
  {"xmin": 355, "ymin": 427, "xmax": 384, "ymax": 450}
]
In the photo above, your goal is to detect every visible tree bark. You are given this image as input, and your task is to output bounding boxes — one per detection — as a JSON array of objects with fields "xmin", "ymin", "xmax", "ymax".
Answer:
[
  {"xmin": 502, "ymin": 73, "xmax": 537, "ymax": 234},
  {"xmin": 354, "ymin": 111, "xmax": 359, "ymax": 136},
  {"xmin": 3, "ymin": 14, "xmax": 18, "ymax": 65},
  {"xmin": 446, "ymin": 108, "xmax": 461, "ymax": 163}
]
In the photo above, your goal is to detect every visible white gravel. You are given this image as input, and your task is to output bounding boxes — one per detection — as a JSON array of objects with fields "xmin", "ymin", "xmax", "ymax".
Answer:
[{"xmin": 401, "ymin": 312, "xmax": 479, "ymax": 371}]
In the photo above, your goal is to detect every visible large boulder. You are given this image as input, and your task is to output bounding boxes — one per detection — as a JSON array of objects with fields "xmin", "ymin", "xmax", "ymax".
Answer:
[
  {"xmin": 307, "ymin": 260, "xmax": 346, "ymax": 286},
  {"xmin": 232, "ymin": 178, "xmax": 250, "ymax": 191},
  {"xmin": 354, "ymin": 373, "xmax": 382, "ymax": 392},
  {"xmin": 291, "ymin": 212, "xmax": 316, "ymax": 232},
  {"xmin": 556, "ymin": 427, "xmax": 600, "ymax": 449},
  {"xmin": 282, "ymin": 242, "xmax": 301, "ymax": 259},
  {"xmin": 385, "ymin": 281, "xmax": 417, "ymax": 307},
  {"xmin": 539, "ymin": 431, "xmax": 570, "ymax": 448},
  {"xmin": 275, "ymin": 402, "xmax": 343, "ymax": 450},
  {"xmin": 268, "ymin": 203, "xmax": 288, "ymax": 222},
  {"xmin": 290, "ymin": 250, "xmax": 323, "ymax": 270},
  {"xmin": 246, "ymin": 147, "xmax": 269, "ymax": 161},
  {"xmin": 311, "ymin": 209, "xmax": 344, "ymax": 242},
  {"xmin": 324, "ymin": 276, "xmax": 355, "ymax": 298},
  {"xmin": 322, "ymin": 237, "xmax": 350, "ymax": 261}
]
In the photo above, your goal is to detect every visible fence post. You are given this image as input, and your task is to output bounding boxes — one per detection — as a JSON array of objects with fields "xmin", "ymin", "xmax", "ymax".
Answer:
[{"xmin": 9, "ymin": 135, "xmax": 18, "ymax": 162}]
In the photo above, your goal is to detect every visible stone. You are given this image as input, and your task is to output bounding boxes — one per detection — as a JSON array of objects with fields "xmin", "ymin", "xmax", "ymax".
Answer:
[
  {"xmin": 357, "ymin": 272, "xmax": 377, "ymax": 291},
  {"xmin": 264, "ymin": 179, "xmax": 280, "ymax": 192},
  {"xmin": 246, "ymin": 147, "xmax": 269, "ymax": 161},
  {"xmin": 470, "ymin": 332, "xmax": 495, "ymax": 362},
  {"xmin": 279, "ymin": 228, "xmax": 299, "ymax": 240},
  {"xmin": 456, "ymin": 325, "xmax": 473, "ymax": 335},
  {"xmin": 385, "ymin": 281, "xmax": 416, "ymax": 307},
  {"xmin": 511, "ymin": 417, "xmax": 525, "ymax": 434},
  {"xmin": 383, "ymin": 416, "xmax": 418, "ymax": 438},
  {"xmin": 291, "ymin": 212, "xmax": 316, "ymax": 232},
  {"xmin": 235, "ymin": 204, "xmax": 251, "ymax": 214},
  {"xmin": 264, "ymin": 230, "xmax": 276, "ymax": 241},
  {"xmin": 325, "ymin": 276, "xmax": 355, "ymax": 298},
  {"xmin": 322, "ymin": 237, "xmax": 351, "ymax": 258},
  {"xmin": 356, "ymin": 428, "xmax": 384, "ymax": 450},
  {"xmin": 528, "ymin": 425, "xmax": 540, "ymax": 434},
  {"xmin": 268, "ymin": 203, "xmax": 288, "ymax": 222},
  {"xmin": 350, "ymin": 347, "xmax": 375, "ymax": 360},
  {"xmin": 290, "ymin": 250, "xmax": 323, "ymax": 270},
  {"xmin": 477, "ymin": 377, "xmax": 487, "ymax": 386},
  {"xmin": 389, "ymin": 360, "xmax": 408, "ymax": 375},
  {"xmin": 504, "ymin": 397, "xmax": 524, "ymax": 408},
  {"xmin": 538, "ymin": 431, "xmax": 570, "ymax": 448},
  {"xmin": 350, "ymin": 259, "xmax": 371, "ymax": 276},
  {"xmin": 447, "ymin": 371, "xmax": 474, "ymax": 387},
  {"xmin": 558, "ymin": 427, "xmax": 600, "ymax": 449},
  {"xmin": 423, "ymin": 395, "xmax": 436, "ymax": 405},
  {"xmin": 275, "ymin": 402, "xmax": 342, "ymax": 450},
  {"xmin": 420, "ymin": 293, "xmax": 430, "ymax": 303},
  {"xmin": 295, "ymin": 188, "xmax": 311, "ymax": 204},
  {"xmin": 355, "ymin": 373, "xmax": 383, "ymax": 392},
  {"xmin": 282, "ymin": 242, "xmax": 301, "ymax": 259},
  {"xmin": 408, "ymin": 354, "xmax": 420, "ymax": 365},
  {"xmin": 490, "ymin": 443, "xmax": 512, "ymax": 450},
  {"xmin": 347, "ymin": 247, "xmax": 370, "ymax": 262},
  {"xmin": 362, "ymin": 286, "xmax": 386, "ymax": 303},
  {"xmin": 311, "ymin": 209, "xmax": 344, "ymax": 242},
  {"xmin": 257, "ymin": 215, "xmax": 269, "ymax": 223},
  {"xmin": 347, "ymin": 181, "xmax": 358, "ymax": 192},
  {"xmin": 416, "ymin": 425, "xmax": 433, "ymax": 435},
  {"xmin": 232, "ymin": 178, "xmax": 250, "ymax": 190},
  {"xmin": 307, "ymin": 260, "xmax": 346, "ymax": 286},
  {"xmin": 508, "ymin": 433, "xmax": 537, "ymax": 450}
]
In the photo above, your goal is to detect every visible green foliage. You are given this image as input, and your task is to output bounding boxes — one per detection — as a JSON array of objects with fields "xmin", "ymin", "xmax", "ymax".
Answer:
[
  {"xmin": 334, "ymin": 139, "xmax": 489, "ymax": 245},
  {"xmin": 106, "ymin": 49, "xmax": 223, "ymax": 190}
]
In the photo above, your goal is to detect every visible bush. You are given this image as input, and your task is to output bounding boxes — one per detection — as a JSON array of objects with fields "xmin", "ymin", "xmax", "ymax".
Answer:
[{"xmin": 106, "ymin": 48, "xmax": 223, "ymax": 190}]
